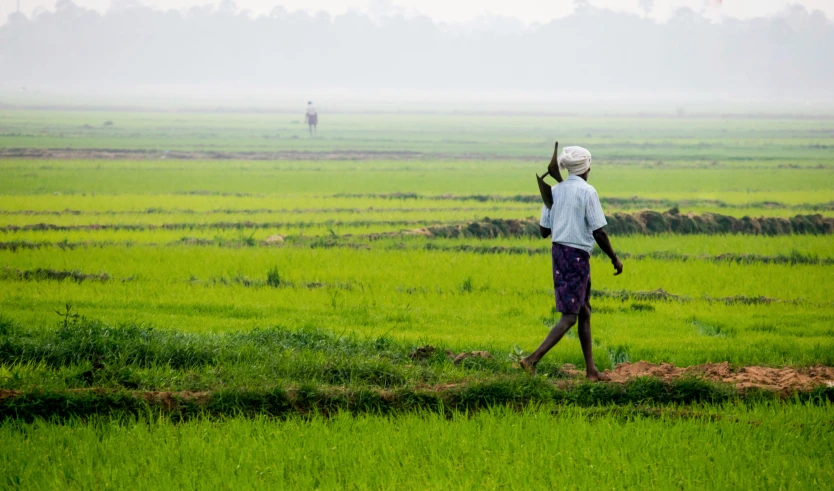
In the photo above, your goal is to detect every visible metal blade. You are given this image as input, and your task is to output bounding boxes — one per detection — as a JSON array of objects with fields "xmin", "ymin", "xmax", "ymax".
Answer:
[{"xmin": 536, "ymin": 173, "xmax": 554, "ymax": 209}]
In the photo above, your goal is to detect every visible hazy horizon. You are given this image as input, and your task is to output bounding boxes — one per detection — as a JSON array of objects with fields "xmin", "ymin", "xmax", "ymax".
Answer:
[{"xmin": 1, "ymin": 0, "xmax": 833, "ymax": 106}]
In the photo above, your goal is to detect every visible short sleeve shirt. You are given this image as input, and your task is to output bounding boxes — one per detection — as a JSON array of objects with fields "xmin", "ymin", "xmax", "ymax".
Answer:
[{"xmin": 539, "ymin": 175, "xmax": 607, "ymax": 254}]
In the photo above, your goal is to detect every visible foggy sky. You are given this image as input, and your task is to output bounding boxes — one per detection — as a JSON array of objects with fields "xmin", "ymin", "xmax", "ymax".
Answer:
[
  {"xmin": 1, "ymin": 1, "xmax": 832, "ymax": 99},
  {"xmin": 4, "ymin": 0, "xmax": 834, "ymax": 24}
]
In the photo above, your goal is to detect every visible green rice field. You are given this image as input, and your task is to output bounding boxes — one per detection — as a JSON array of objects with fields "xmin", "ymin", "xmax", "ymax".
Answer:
[{"xmin": 1, "ymin": 107, "xmax": 833, "ymax": 488}]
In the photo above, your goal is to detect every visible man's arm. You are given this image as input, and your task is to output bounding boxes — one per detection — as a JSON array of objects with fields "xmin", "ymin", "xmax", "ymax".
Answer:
[
  {"xmin": 592, "ymin": 228, "xmax": 623, "ymax": 275},
  {"xmin": 539, "ymin": 205, "xmax": 553, "ymax": 239},
  {"xmin": 537, "ymin": 142, "xmax": 563, "ymax": 209},
  {"xmin": 585, "ymin": 189, "xmax": 621, "ymax": 275}
]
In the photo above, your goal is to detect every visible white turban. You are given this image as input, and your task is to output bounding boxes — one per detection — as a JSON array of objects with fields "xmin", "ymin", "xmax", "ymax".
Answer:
[{"xmin": 558, "ymin": 146, "xmax": 592, "ymax": 176}]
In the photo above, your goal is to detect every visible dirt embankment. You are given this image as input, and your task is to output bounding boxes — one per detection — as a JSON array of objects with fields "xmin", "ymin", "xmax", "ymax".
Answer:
[
  {"xmin": 402, "ymin": 211, "xmax": 834, "ymax": 238},
  {"xmin": 1, "ymin": 362, "xmax": 830, "ymax": 406},
  {"xmin": 602, "ymin": 361, "xmax": 834, "ymax": 396},
  {"xmin": 605, "ymin": 209, "xmax": 834, "ymax": 235}
]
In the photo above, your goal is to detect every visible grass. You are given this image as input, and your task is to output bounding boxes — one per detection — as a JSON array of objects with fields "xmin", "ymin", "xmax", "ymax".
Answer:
[
  {"xmin": 1, "ymin": 313, "xmax": 832, "ymax": 399},
  {"xmin": 0, "ymin": 243, "xmax": 832, "ymax": 367},
  {"xmin": 1, "ymin": 244, "xmax": 831, "ymax": 301},
  {"xmin": 2, "ymin": 158, "xmax": 833, "ymax": 199},
  {"xmin": 10, "ymin": 314, "xmax": 822, "ymax": 423},
  {"xmin": 4, "ymin": 373, "xmax": 778, "ymax": 423},
  {"xmin": 3, "ymin": 109, "xmax": 834, "ymax": 160},
  {"xmin": 4, "ymin": 232, "xmax": 834, "ymax": 258},
  {"xmin": 1, "ymin": 108, "xmax": 832, "ymax": 487},
  {"xmin": 1, "ymin": 404, "xmax": 832, "ymax": 489}
]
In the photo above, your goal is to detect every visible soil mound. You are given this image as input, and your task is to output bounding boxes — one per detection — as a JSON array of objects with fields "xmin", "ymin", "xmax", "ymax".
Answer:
[
  {"xmin": 409, "ymin": 345, "xmax": 455, "ymax": 362},
  {"xmin": 605, "ymin": 209, "xmax": 834, "ymax": 236},
  {"xmin": 402, "ymin": 212, "xmax": 834, "ymax": 239},
  {"xmin": 605, "ymin": 361, "xmax": 834, "ymax": 395},
  {"xmin": 453, "ymin": 351, "xmax": 494, "ymax": 365},
  {"xmin": 419, "ymin": 218, "xmax": 540, "ymax": 239},
  {"xmin": 409, "ymin": 345, "xmax": 493, "ymax": 365}
]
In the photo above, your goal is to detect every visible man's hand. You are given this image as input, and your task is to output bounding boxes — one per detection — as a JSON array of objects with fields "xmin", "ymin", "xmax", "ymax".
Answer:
[
  {"xmin": 612, "ymin": 257, "xmax": 623, "ymax": 276},
  {"xmin": 592, "ymin": 227, "xmax": 623, "ymax": 275}
]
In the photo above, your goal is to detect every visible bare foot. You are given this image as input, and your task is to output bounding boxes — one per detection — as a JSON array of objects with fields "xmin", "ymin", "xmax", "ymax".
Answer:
[
  {"xmin": 519, "ymin": 358, "xmax": 537, "ymax": 376},
  {"xmin": 586, "ymin": 370, "xmax": 611, "ymax": 382}
]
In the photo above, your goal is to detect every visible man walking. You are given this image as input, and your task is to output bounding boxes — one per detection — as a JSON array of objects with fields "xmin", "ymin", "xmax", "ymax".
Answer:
[
  {"xmin": 305, "ymin": 101, "xmax": 318, "ymax": 135},
  {"xmin": 520, "ymin": 146, "xmax": 623, "ymax": 381}
]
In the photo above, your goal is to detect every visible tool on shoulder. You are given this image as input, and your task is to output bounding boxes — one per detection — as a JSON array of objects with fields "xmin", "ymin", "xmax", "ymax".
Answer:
[
  {"xmin": 536, "ymin": 141, "xmax": 561, "ymax": 209},
  {"xmin": 536, "ymin": 172, "xmax": 553, "ymax": 209}
]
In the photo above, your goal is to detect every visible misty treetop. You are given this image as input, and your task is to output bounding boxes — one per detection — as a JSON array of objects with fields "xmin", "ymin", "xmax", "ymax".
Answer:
[{"xmin": 1, "ymin": 1, "xmax": 832, "ymax": 95}]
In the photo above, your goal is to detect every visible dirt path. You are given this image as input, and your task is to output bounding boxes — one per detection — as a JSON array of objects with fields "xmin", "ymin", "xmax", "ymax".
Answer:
[
  {"xmin": 0, "ymin": 148, "xmax": 537, "ymax": 161},
  {"xmin": 601, "ymin": 361, "xmax": 834, "ymax": 395},
  {"xmin": 1, "ymin": 363, "xmax": 831, "ymax": 403}
]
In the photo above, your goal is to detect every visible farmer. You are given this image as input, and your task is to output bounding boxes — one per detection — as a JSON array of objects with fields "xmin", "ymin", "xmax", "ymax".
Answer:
[
  {"xmin": 520, "ymin": 145, "xmax": 623, "ymax": 381},
  {"xmin": 305, "ymin": 101, "xmax": 318, "ymax": 135}
]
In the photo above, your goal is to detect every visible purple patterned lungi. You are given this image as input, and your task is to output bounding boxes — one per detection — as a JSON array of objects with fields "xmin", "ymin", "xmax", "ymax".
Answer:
[{"xmin": 551, "ymin": 242, "xmax": 591, "ymax": 315}]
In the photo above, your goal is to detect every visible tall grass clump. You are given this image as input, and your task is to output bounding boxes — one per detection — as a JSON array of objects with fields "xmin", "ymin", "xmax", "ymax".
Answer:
[
  {"xmin": 0, "ymin": 316, "xmax": 414, "ymax": 372},
  {"xmin": 607, "ymin": 345, "xmax": 632, "ymax": 368},
  {"xmin": 266, "ymin": 266, "xmax": 282, "ymax": 288},
  {"xmin": 691, "ymin": 319, "xmax": 737, "ymax": 338}
]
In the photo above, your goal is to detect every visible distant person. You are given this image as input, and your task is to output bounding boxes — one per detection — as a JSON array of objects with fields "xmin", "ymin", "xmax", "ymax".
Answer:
[
  {"xmin": 305, "ymin": 101, "xmax": 318, "ymax": 135},
  {"xmin": 519, "ymin": 145, "xmax": 623, "ymax": 381}
]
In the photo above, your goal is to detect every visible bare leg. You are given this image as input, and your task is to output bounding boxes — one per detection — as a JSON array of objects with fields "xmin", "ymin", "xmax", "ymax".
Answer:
[
  {"xmin": 520, "ymin": 314, "xmax": 577, "ymax": 374},
  {"xmin": 577, "ymin": 306, "xmax": 610, "ymax": 381}
]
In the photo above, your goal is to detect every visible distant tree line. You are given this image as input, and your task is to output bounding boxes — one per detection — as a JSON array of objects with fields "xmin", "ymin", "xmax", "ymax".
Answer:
[{"xmin": 0, "ymin": 1, "xmax": 832, "ymax": 96}]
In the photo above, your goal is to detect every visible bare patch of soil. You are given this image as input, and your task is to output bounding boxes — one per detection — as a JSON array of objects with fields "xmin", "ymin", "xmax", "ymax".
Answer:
[
  {"xmin": 409, "ymin": 345, "xmax": 456, "ymax": 362},
  {"xmin": 605, "ymin": 361, "xmax": 834, "ymax": 395},
  {"xmin": 453, "ymin": 351, "xmax": 494, "ymax": 365},
  {"xmin": 262, "ymin": 234, "xmax": 285, "ymax": 245},
  {"xmin": 409, "ymin": 345, "xmax": 493, "ymax": 364},
  {"xmin": 0, "ymin": 389, "xmax": 22, "ymax": 400}
]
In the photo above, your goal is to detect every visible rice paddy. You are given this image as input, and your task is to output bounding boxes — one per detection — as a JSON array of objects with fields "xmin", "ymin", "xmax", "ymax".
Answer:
[{"xmin": 1, "ymin": 108, "xmax": 833, "ymax": 488}]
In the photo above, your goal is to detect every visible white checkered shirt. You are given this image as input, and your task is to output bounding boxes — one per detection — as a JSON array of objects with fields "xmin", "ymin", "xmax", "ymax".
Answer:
[{"xmin": 539, "ymin": 176, "xmax": 608, "ymax": 254}]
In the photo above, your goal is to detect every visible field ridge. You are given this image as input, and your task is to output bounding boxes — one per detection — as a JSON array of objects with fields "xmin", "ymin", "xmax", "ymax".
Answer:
[
  {"xmin": 1, "ymin": 369, "xmax": 831, "ymax": 423},
  {"xmin": 3, "ymin": 212, "xmax": 833, "ymax": 236}
]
